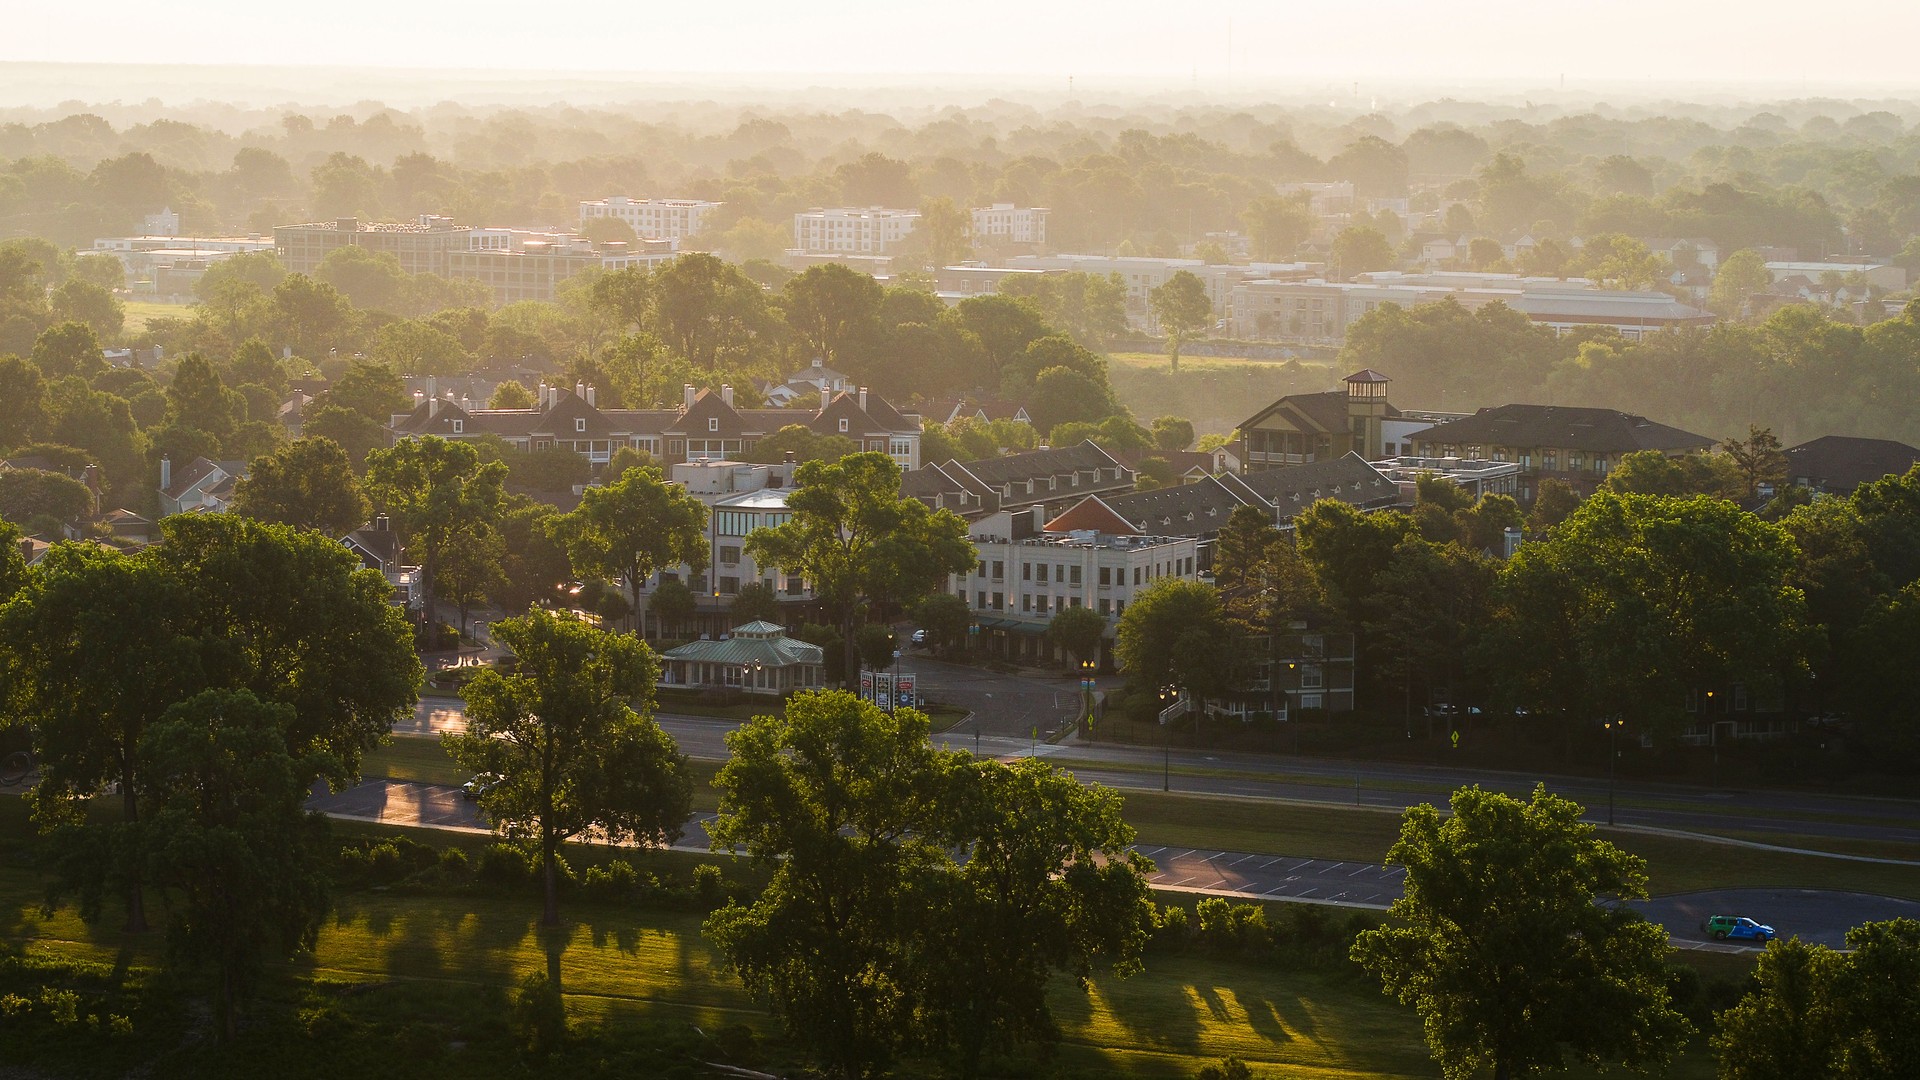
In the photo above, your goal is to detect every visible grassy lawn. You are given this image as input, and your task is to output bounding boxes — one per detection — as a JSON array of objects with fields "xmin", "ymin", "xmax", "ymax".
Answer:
[{"xmin": 120, "ymin": 299, "xmax": 193, "ymax": 336}]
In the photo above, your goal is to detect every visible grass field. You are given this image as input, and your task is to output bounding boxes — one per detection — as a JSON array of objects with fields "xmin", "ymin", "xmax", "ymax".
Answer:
[
  {"xmin": 120, "ymin": 299, "xmax": 193, "ymax": 336},
  {"xmin": 1106, "ymin": 356, "xmax": 1338, "ymax": 440}
]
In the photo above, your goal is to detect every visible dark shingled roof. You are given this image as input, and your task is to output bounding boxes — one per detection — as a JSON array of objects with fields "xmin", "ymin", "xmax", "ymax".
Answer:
[
  {"xmin": 1237, "ymin": 389, "xmax": 1404, "ymax": 434},
  {"xmin": 1784, "ymin": 435, "xmax": 1920, "ymax": 494},
  {"xmin": 951, "ymin": 441, "xmax": 1124, "ymax": 486},
  {"xmin": 1105, "ymin": 476, "xmax": 1256, "ymax": 537},
  {"xmin": 1404, "ymin": 404, "xmax": 1712, "ymax": 455},
  {"xmin": 1236, "ymin": 454, "xmax": 1401, "ymax": 510}
]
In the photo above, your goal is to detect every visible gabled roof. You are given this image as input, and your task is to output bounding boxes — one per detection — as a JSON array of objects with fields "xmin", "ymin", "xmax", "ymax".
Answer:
[
  {"xmin": 392, "ymin": 398, "xmax": 478, "ymax": 437},
  {"xmin": 1236, "ymin": 389, "xmax": 1404, "ymax": 435},
  {"xmin": 1237, "ymin": 454, "xmax": 1400, "ymax": 511},
  {"xmin": 1784, "ymin": 435, "xmax": 1920, "ymax": 493},
  {"xmin": 1404, "ymin": 404, "xmax": 1713, "ymax": 455},
  {"xmin": 1042, "ymin": 495, "xmax": 1143, "ymax": 535},
  {"xmin": 1345, "ymin": 368, "xmax": 1391, "ymax": 384},
  {"xmin": 669, "ymin": 388, "xmax": 752, "ymax": 437},
  {"xmin": 343, "ymin": 526, "xmax": 402, "ymax": 569},
  {"xmin": 533, "ymin": 389, "xmax": 618, "ymax": 437},
  {"xmin": 1105, "ymin": 476, "xmax": 1258, "ymax": 537},
  {"xmin": 161, "ymin": 456, "xmax": 226, "ymax": 499},
  {"xmin": 951, "ymin": 440, "xmax": 1127, "ymax": 487}
]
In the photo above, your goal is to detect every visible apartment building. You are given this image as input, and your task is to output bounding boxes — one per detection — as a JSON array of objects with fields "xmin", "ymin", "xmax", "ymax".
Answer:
[
  {"xmin": 970, "ymin": 203, "xmax": 1049, "ymax": 246},
  {"xmin": 1405, "ymin": 404, "xmax": 1714, "ymax": 503},
  {"xmin": 792, "ymin": 207, "xmax": 920, "ymax": 254},
  {"xmin": 446, "ymin": 235, "xmax": 676, "ymax": 304},
  {"xmin": 389, "ymin": 381, "xmax": 922, "ymax": 471},
  {"xmin": 956, "ymin": 496, "xmax": 1200, "ymax": 662},
  {"xmin": 902, "ymin": 442, "xmax": 1135, "ymax": 521},
  {"xmin": 578, "ymin": 197, "xmax": 722, "ymax": 241},
  {"xmin": 273, "ymin": 216, "xmax": 473, "ymax": 276},
  {"xmin": 1237, "ymin": 370, "xmax": 1402, "ymax": 470}
]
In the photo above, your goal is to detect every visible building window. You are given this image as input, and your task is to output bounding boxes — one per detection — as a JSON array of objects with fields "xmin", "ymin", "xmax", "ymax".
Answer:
[
  {"xmin": 1021, "ymin": 594, "xmax": 1032, "ymax": 612},
  {"xmin": 1022, "ymin": 563, "xmax": 1032, "ymax": 580},
  {"xmin": 991, "ymin": 592, "xmax": 1004, "ymax": 610},
  {"xmin": 1098, "ymin": 567, "xmax": 1111, "ymax": 586},
  {"xmin": 719, "ymin": 545, "xmax": 741, "ymax": 565},
  {"xmin": 1301, "ymin": 664, "xmax": 1324, "ymax": 690},
  {"xmin": 1300, "ymin": 694, "xmax": 1323, "ymax": 710},
  {"xmin": 1098, "ymin": 598, "xmax": 1111, "ymax": 615},
  {"xmin": 450, "ymin": 419, "xmax": 463, "ymax": 433},
  {"xmin": 977, "ymin": 561, "xmax": 987, "ymax": 578},
  {"xmin": 839, "ymin": 419, "xmax": 849, "ymax": 433},
  {"xmin": 718, "ymin": 575, "xmax": 740, "ymax": 594},
  {"xmin": 991, "ymin": 560, "xmax": 1004, "ymax": 580},
  {"xmin": 976, "ymin": 590, "xmax": 986, "ymax": 608},
  {"xmin": 1037, "ymin": 595, "xmax": 1050, "ymax": 614},
  {"xmin": 708, "ymin": 417, "xmax": 720, "ymax": 432},
  {"xmin": 576, "ymin": 418, "xmax": 588, "ymax": 433},
  {"xmin": 1069, "ymin": 566, "xmax": 1082, "ymax": 585}
]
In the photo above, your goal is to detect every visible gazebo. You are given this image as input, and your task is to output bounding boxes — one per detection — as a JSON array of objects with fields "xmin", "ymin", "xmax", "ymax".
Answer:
[{"xmin": 659, "ymin": 621, "xmax": 826, "ymax": 696}]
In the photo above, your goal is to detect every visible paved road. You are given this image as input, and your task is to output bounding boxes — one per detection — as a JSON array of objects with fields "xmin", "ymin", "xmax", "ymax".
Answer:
[
  {"xmin": 401, "ymin": 698, "xmax": 1920, "ymax": 847},
  {"xmin": 308, "ymin": 776, "xmax": 1903, "ymax": 952},
  {"xmin": 909, "ymin": 656, "xmax": 1085, "ymax": 739}
]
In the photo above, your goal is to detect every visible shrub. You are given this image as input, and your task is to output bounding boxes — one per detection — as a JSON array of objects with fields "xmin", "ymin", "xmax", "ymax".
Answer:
[
  {"xmin": 582, "ymin": 859, "xmax": 638, "ymax": 902},
  {"xmin": 1151, "ymin": 903, "xmax": 1192, "ymax": 950},
  {"xmin": 1195, "ymin": 1058, "xmax": 1253, "ymax": 1080},
  {"xmin": 509, "ymin": 971, "xmax": 567, "ymax": 1057},
  {"xmin": 479, "ymin": 843, "xmax": 535, "ymax": 885},
  {"xmin": 693, "ymin": 864, "xmax": 726, "ymax": 909},
  {"xmin": 1196, "ymin": 897, "xmax": 1271, "ymax": 955},
  {"xmin": 438, "ymin": 847, "xmax": 470, "ymax": 874}
]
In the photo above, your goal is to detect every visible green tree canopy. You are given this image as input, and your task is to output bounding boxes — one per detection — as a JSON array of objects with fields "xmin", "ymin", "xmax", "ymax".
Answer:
[
  {"xmin": 363, "ymin": 435, "xmax": 507, "ymax": 629},
  {"xmin": 1352, "ymin": 785, "xmax": 1689, "ymax": 1080},
  {"xmin": 231, "ymin": 436, "xmax": 368, "ymax": 535},
  {"xmin": 444, "ymin": 608, "xmax": 689, "ymax": 926},
  {"xmin": 1113, "ymin": 578, "xmax": 1239, "ymax": 703},
  {"xmin": 552, "ymin": 465, "xmax": 709, "ymax": 637},
  {"xmin": 746, "ymin": 452, "xmax": 974, "ymax": 684},
  {"xmin": 1148, "ymin": 270, "xmax": 1211, "ymax": 373}
]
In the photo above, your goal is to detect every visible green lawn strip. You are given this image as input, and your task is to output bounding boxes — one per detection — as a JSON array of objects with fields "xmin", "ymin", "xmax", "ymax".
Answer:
[{"xmin": 363, "ymin": 738, "xmax": 725, "ymax": 815}]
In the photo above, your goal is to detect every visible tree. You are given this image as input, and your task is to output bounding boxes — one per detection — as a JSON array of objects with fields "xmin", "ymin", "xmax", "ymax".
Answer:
[
  {"xmin": 436, "ymin": 517, "xmax": 505, "ymax": 635},
  {"xmin": 648, "ymin": 578, "xmax": 696, "ymax": 639},
  {"xmin": 326, "ymin": 358, "xmax": 409, "ymax": 421},
  {"xmin": 650, "ymin": 253, "xmax": 778, "ymax": 370},
  {"xmin": 1352, "ymin": 785, "xmax": 1689, "ymax": 1080},
  {"xmin": 231, "ymin": 436, "xmax": 368, "ymax": 535},
  {"xmin": 30, "ymin": 321, "xmax": 106, "ymax": 380},
  {"xmin": 997, "ymin": 272, "xmax": 1129, "ymax": 350},
  {"xmin": 945, "ymin": 295, "xmax": 1050, "ymax": 384},
  {"xmin": 1712, "ymin": 936, "xmax": 1842, "ymax": 1080},
  {"xmin": 1331, "ymin": 225, "xmax": 1396, "ymax": 279},
  {"xmin": 138, "ymin": 689, "xmax": 330, "ymax": 1041},
  {"xmin": 1030, "ymin": 366, "xmax": 1115, "ymax": 434},
  {"xmin": 1047, "ymin": 605, "xmax": 1106, "ymax": 666},
  {"xmin": 1722, "ymin": 426, "xmax": 1789, "ymax": 501},
  {"xmin": 494, "ymin": 498, "xmax": 572, "ymax": 616},
  {"xmin": 744, "ymin": 424, "xmax": 860, "ymax": 466},
  {"xmin": 0, "ymin": 467, "xmax": 92, "ymax": 530},
  {"xmin": 1600, "ymin": 449, "xmax": 1743, "ymax": 500},
  {"xmin": 552, "ymin": 466, "xmax": 709, "ymax": 637},
  {"xmin": 912, "ymin": 592, "xmax": 971, "ymax": 655},
  {"xmin": 271, "ymin": 274, "xmax": 357, "ymax": 360},
  {"xmin": 1485, "ymin": 492, "xmax": 1805, "ymax": 736},
  {"xmin": 705, "ymin": 691, "xmax": 1150, "ymax": 1078},
  {"xmin": 315, "ymin": 245, "xmax": 409, "ymax": 311},
  {"xmin": 1148, "ymin": 270, "xmax": 1211, "ymax": 373},
  {"xmin": 1828, "ymin": 918, "xmax": 1920, "ymax": 1077},
  {"xmin": 370, "ymin": 319, "xmax": 469, "ymax": 375},
  {"xmin": 1113, "ymin": 579, "xmax": 1239, "ymax": 704},
  {"xmin": 915, "ymin": 195, "xmax": 973, "ymax": 268},
  {"xmin": 300, "ymin": 404, "xmax": 387, "ymax": 468},
  {"xmin": 444, "ymin": 609, "xmax": 690, "ymax": 927},
  {"xmin": 1527, "ymin": 477, "xmax": 1582, "ymax": 533},
  {"xmin": 489, "ymin": 379, "xmax": 537, "ymax": 409},
  {"xmin": 1241, "ymin": 195, "xmax": 1314, "ymax": 261},
  {"xmin": 856, "ymin": 623, "xmax": 899, "ymax": 672},
  {"xmin": 0, "ymin": 355, "xmax": 47, "ymax": 449},
  {"xmin": 731, "ymin": 581, "xmax": 782, "ymax": 625},
  {"xmin": 912, "ymin": 756, "xmax": 1152, "ymax": 1076},
  {"xmin": 49, "ymin": 279, "xmax": 123, "ymax": 339},
  {"xmin": 746, "ymin": 453, "xmax": 975, "ymax": 685},
  {"xmin": 1150, "ymin": 415, "xmax": 1194, "ymax": 452},
  {"xmin": 1710, "ymin": 249, "xmax": 1775, "ymax": 319},
  {"xmin": 363, "ymin": 436, "xmax": 507, "ymax": 631}
]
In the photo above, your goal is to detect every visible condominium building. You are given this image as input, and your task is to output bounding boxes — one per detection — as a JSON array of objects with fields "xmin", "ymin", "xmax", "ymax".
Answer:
[
  {"xmin": 970, "ymin": 203, "xmax": 1049, "ymax": 246},
  {"xmin": 273, "ymin": 216, "xmax": 473, "ymax": 276},
  {"xmin": 792, "ymin": 207, "xmax": 920, "ymax": 255},
  {"xmin": 1003, "ymin": 254, "xmax": 1248, "ymax": 328},
  {"xmin": 578, "ymin": 197, "xmax": 722, "ymax": 241},
  {"xmin": 446, "ymin": 235, "xmax": 677, "ymax": 305},
  {"xmin": 1405, "ymin": 404, "xmax": 1714, "ymax": 504}
]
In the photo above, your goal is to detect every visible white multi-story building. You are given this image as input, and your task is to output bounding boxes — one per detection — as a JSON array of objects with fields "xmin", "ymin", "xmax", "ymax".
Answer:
[
  {"xmin": 792, "ymin": 207, "xmax": 920, "ymax": 255},
  {"xmin": 1004, "ymin": 254, "xmax": 1252, "ymax": 328},
  {"xmin": 578, "ymin": 197, "xmax": 722, "ymax": 241},
  {"xmin": 970, "ymin": 203, "xmax": 1049, "ymax": 246},
  {"xmin": 954, "ymin": 496, "xmax": 1200, "ymax": 663}
]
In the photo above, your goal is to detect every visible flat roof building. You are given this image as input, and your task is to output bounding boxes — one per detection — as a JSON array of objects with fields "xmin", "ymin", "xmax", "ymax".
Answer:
[{"xmin": 578, "ymin": 197, "xmax": 722, "ymax": 241}]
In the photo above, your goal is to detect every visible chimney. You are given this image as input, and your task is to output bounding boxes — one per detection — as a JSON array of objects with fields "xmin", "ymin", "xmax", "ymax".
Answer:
[
  {"xmin": 683, "ymin": 384, "xmax": 697, "ymax": 410},
  {"xmin": 426, "ymin": 376, "xmax": 437, "ymax": 402},
  {"xmin": 574, "ymin": 381, "xmax": 585, "ymax": 400},
  {"xmin": 721, "ymin": 384, "xmax": 734, "ymax": 407},
  {"xmin": 537, "ymin": 381, "xmax": 548, "ymax": 407},
  {"xmin": 585, "ymin": 385, "xmax": 596, "ymax": 406},
  {"xmin": 858, "ymin": 386, "xmax": 868, "ymax": 412},
  {"xmin": 159, "ymin": 455, "xmax": 171, "ymax": 492},
  {"xmin": 428, "ymin": 396, "xmax": 439, "ymax": 419},
  {"xmin": 375, "ymin": 514, "xmax": 390, "ymax": 532}
]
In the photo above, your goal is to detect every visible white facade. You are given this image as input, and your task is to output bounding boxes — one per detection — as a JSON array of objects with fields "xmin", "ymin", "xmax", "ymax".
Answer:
[
  {"xmin": 970, "ymin": 203, "xmax": 1049, "ymax": 246},
  {"xmin": 1004, "ymin": 254, "xmax": 1250, "ymax": 327},
  {"xmin": 579, "ymin": 197, "xmax": 722, "ymax": 241},
  {"xmin": 958, "ymin": 523, "xmax": 1200, "ymax": 624},
  {"xmin": 793, "ymin": 207, "xmax": 920, "ymax": 254}
]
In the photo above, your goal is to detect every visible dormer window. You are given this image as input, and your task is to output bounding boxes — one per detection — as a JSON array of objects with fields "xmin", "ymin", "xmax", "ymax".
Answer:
[
  {"xmin": 575, "ymin": 418, "xmax": 587, "ymax": 433},
  {"xmin": 709, "ymin": 418, "xmax": 720, "ymax": 432}
]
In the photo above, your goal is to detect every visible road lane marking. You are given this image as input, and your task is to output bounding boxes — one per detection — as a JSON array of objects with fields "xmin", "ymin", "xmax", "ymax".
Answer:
[{"xmin": 1229, "ymin": 854, "xmax": 1257, "ymax": 866}]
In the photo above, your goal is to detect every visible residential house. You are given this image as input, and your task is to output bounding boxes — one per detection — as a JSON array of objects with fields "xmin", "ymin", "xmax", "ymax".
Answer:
[
  {"xmin": 1781, "ymin": 435, "xmax": 1920, "ymax": 495},
  {"xmin": 1236, "ymin": 369, "xmax": 1400, "ymax": 471},
  {"xmin": 99, "ymin": 508, "xmax": 157, "ymax": 545},
  {"xmin": 1404, "ymin": 404, "xmax": 1714, "ymax": 504},
  {"xmin": 158, "ymin": 456, "xmax": 245, "ymax": 516},
  {"xmin": 340, "ymin": 516, "xmax": 421, "ymax": 613}
]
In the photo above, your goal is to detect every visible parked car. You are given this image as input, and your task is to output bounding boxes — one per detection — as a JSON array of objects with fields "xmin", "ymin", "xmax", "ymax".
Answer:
[
  {"xmin": 1703, "ymin": 915, "xmax": 1775, "ymax": 942},
  {"xmin": 461, "ymin": 772, "xmax": 502, "ymax": 801},
  {"xmin": 910, "ymin": 629, "xmax": 928, "ymax": 646}
]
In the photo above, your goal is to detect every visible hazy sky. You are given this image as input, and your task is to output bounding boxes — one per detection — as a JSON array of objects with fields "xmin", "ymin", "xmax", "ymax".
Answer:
[{"xmin": 8, "ymin": 1, "xmax": 1920, "ymax": 91}]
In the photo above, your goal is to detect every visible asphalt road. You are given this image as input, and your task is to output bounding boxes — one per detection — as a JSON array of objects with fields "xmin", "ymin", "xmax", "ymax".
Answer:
[
  {"xmin": 308, "ymin": 775, "xmax": 1901, "ymax": 952},
  {"xmin": 403, "ymin": 697, "xmax": 1920, "ymax": 848}
]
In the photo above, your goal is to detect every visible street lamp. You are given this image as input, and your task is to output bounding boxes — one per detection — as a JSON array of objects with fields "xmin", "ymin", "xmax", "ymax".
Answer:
[
  {"xmin": 1158, "ymin": 684, "xmax": 1177, "ymax": 792},
  {"xmin": 1604, "ymin": 716, "xmax": 1622, "ymax": 827},
  {"xmin": 1080, "ymin": 658, "xmax": 1097, "ymax": 741}
]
